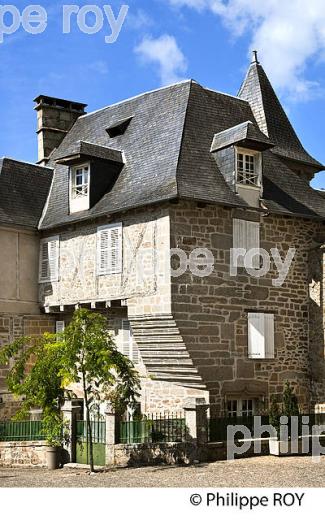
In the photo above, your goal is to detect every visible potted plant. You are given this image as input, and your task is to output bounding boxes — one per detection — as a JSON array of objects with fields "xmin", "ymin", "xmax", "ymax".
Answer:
[
  {"xmin": 42, "ymin": 413, "xmax": 69, "ymax": 470},
  {"xmin": 269, "ymin": 382, "xmax": 301, "ymax": 456}
]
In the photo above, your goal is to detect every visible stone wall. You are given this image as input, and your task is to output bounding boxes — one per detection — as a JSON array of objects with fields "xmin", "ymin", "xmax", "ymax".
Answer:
[
  {"xmin": 40, "ymin": 205, "xmax": 171, "ymax": 312},
  {"xmin": 37, "ymin": 198, "xmax": 325, "ymax": 414},
  {"xmin": 169, "ymin": 200, "xmax": 325, "ymax": 413},
  {"xmin": 0, "ymin": 441, "xmax": 47, "ymax": 467},
  {"xmin": 113, "ymin": 442, "xmax": 199, "ymax": 467},
  {"xmin": 40, "ymin": 204, "xmax": 207, "ymax": 409},
  {"xmin": 0, "ymin": 226, "xmax": 41, "ymax": 315}
]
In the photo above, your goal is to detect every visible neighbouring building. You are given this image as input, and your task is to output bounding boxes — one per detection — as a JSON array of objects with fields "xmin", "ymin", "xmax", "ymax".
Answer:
[
  {"xmin": 0, "ymin": 159, "xmax": 54, "ymax": 419},
  {"xmin": 1, "ymin": 54, "xmax": 325, "ymax": 418}
]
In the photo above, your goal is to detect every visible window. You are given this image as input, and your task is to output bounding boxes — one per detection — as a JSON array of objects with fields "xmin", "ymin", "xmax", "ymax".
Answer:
[
  {"xmin": 55, "ymin": 321, "xmax": 65, "ymax": 333},
  {"xmin": 106, "ymin": 117, "xmax": 133, "ymax": 138},
  {"xmin": 39, "ymin": 236, "xmax": 60, "ymax": 283},
  {"xmin": 227, "ymin": 399, "xmax": 257, "ymax": 417},
  {"xmin": 236, "ymin": 148, "xmax": 261, "ymax": 187},
  {"xmin": 97, "ymin": 223, "xmax": 122, "ymax": 276},
  {"xmin": 119, "ymin": 320, "xmax": 140, "ymax": 364},
  {"xmin": 70, "ymin": 163, "xmax": 90, "ymax": 213},
  {"xmin": 248, "ymin": 313, "xmax": 275, "ymax": 359},
  {"xmin": 233, "ymin": 219, "xmax": 260, "ymax": 268}
]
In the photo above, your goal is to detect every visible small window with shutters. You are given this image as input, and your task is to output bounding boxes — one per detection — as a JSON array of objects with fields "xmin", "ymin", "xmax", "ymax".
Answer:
[
  {"xmin": 233, "ymin": 219, "xmax": 260, "ymax": 268},
  {"xmin": 97, "ymin": 223, "xmax": 122, "ymax": 276},
  {"xmin": 118, "ymin": 320, "xmax": 140, "ymax": 364},
  {"xmin": 248, "ymin": 313, "xmax": 275, "ymax": 359},
  {"xmin": 39, "ymin": 236, "xmax": 60, "ymax": 283},
  {"xmin": 55, "ymin": 321, "xmax": 65, "ymax": 334}
]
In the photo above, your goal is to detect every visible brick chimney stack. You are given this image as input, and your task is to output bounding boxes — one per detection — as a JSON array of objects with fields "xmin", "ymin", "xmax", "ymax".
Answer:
[{"xmin": 34, "ymin": 95, "xmax": 87, "ymax": 165}]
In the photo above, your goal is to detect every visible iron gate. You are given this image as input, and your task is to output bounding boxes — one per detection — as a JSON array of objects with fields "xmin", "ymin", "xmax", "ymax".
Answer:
[{"xmin": 76, "ymin": 420, "xmax": 106, "ymax": 466}]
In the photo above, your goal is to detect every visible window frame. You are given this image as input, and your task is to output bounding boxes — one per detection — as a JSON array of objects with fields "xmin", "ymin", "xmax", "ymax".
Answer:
[
  {"xmin": 69, "ymin": 162, "xmax": 90, "ymax": 213},
  {"xmin": 232, "ymin": 218, "xmax": 260, "ymax": 269},
  {"xmin": 96, "ymin": 222, "xmax": 123, "ymax": 276},
  {"xmin": 226, "ymin": 398, "xmax": 257, "ymax": 417},
  {"xmin": 235, "ymin": 147, "xmax": 262, "ymax": 189},
  {"xmin": 119, "ymin": 319, "xmax": 140, "ymax": 365},
  {"xmin": 248, "ymin": 312, "xmax": 275, "ymax": 360},
  {"xmin": 39, "ymin": 236, "xmax": 60, "ymax": 283}
]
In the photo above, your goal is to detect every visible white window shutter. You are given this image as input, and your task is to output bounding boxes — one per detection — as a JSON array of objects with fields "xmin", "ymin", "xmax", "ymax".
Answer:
[
  {"xmin": 130, "ymin": 326, "xmax": 140, "ymax": 364},
  {"xmin": 39, "ymin": 237, "xmax": 59, "ymax": 282},
  {"xmin": 122, "ymin": 320, "xmax": 131, "ymax": 358},
  {"xmin": 233, "ymin": 219, "xmax": 246, "ymax": 267},
  {"xmin": 48, "ymin": 238, "xmax": 59, "ymax": 281},
  {"xmin": 56, "ymin": 321, "xmax": 65, "ymax": 333},
  {"xmin": 233, "ymin": 219, "xmax": 260, "ymax": 269},
  {"xmin": 264, "ymin": 314, "xmax": 275, "ymax": 358},
  {"xmin": 248, "ymin": 313, "xmax": 265, "ymax": 359},
  {"xmin": 246, "ymin": 221, "xmax": 260, "ymax": 269},
  {"xmin": 97, "ymin": 223, "xmax": 122, "ymax": 275}
]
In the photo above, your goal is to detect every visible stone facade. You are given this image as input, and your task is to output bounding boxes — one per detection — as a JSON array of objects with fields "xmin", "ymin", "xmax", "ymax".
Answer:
[
  {"xmin": 37, "ymin": 199, "xmax": 325, "ymax": 415},
  {"xmin": 169, "ymin": 200, "xmax": 325, "ymax": 413}
]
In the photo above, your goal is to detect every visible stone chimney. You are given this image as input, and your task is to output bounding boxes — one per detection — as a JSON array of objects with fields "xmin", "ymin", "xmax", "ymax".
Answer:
[{"xmin": 34, "ymin": 95, "xmax": 87, "ymax": 165}]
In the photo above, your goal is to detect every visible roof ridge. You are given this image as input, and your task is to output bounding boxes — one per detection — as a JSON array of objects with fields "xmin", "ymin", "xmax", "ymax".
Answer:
[
  {"xmin": 175, "ymin": 80, "xmax": 194, "ymax": 195},
  {"xmin": 79, "ymin": 79, "xmax": 194, "ymax": 120},
  {"xmin": 1, "ymin": 156, "xmax": 53, "ymax": 171}
]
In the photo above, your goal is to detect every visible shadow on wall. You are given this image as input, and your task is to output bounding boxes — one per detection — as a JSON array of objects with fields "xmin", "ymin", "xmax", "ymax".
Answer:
[
  {"xmin": 309, "ymin": 245, "xmax": 325, "ymax": 408},
  {"xmin": 116, "ymin": 442, "xmax": 202, "ymax": 468}
]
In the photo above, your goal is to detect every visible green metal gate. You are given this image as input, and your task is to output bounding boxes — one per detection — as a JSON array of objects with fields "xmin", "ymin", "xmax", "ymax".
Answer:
[{"xmin": 76, "ymin": 420, "xmax": 106, "ymax": 466}]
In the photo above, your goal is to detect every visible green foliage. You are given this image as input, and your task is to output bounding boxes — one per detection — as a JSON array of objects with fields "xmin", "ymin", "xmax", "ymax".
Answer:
[
  {"xmin": 269, "ymin": 396, "xmax": 281, "ymax": 436},
  {"xmin": 61, "ymin": 309, "xmax": 140, "ymax": 471},
  {"xmin": 61, "ymin": 309, "xmax": 140, "ymax": 410},
  {"xmin": 269, "ymin": 382, "xmax": 300, "ymax": 439},
  {"xmin": 0, "ymin": 309, "xmax": 141, "ymax": 460},
  {"xmin": 282, "ymin": 381, "xmax": 299, "ymax": 417},
  {"xmin": 0, "ymin": 333, "xmax": 66, "ymax": 446}
]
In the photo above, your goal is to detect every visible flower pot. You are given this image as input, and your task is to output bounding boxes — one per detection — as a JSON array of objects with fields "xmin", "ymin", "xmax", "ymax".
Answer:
[
  {"xmin": 269, "ymin": 438, "xmax": 306, "ymax": 456},
  {"xmin": 46, "ymin": 447, "xmax": 61, "ymax": 470}
]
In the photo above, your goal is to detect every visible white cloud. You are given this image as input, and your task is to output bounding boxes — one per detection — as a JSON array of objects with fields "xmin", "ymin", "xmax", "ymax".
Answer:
[
  {"xmin": 126, "ymin": 9, "xmax": 154, "ymax": 30},
  {"xmin": 168, "ymin": 0, "xmax": 325, "ymax": 99},
  {"xmin": 135, "ymin": 34, "xmax": 188, "ymax": 85}
]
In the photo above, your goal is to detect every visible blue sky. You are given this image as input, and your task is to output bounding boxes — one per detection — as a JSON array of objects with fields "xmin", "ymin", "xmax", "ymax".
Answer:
[{"xmin": 0, "ymin": 0, "xmax": 324, "ymax": 188}]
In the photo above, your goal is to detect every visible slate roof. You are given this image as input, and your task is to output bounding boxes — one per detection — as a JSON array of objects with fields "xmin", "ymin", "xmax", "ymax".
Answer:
[
  {"xmin": 0, "ymin": 158, "xmax": 53, "ymax": 228},
  {"xmin": 39, "ymin": 73, "xmax": 325, "ymax": 230},
  {"xmin": 238, "ymin": 60, "xmax": 323, "ymax": 169},
  {"xmin": 56, "ymin": 141, "xmax": 124, "ymax": 164},
  {"xmin": 210, "ymin": 120, "xmax": 274, "ymax": 152}
]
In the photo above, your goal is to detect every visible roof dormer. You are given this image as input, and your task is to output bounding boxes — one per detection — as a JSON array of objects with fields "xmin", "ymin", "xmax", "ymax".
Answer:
[
  {"xmin": 55, "ymin": 141, "xmax": 124, "ymax": 215},
  {"xmin": 211, "ymin": 121, "xmax": 274, "ymax": 207}
]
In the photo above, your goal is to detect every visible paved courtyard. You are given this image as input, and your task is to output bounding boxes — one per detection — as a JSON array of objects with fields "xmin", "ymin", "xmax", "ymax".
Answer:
[{"xmin": 0, "ymin": 456, "xmax": 325, "ymax": 487}]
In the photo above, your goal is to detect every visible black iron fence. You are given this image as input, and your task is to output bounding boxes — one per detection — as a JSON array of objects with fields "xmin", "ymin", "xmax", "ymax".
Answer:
[
  {"xmin": 117, "ymin": 413, "xmax": 186, "ymax": 444},
  {"xmin": 208, "ymin": 414, "xmax": 325, "ymax": 442}
]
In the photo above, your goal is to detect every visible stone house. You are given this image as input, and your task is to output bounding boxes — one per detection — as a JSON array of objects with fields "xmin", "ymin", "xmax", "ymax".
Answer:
[
  {"xmin": 1, "ymin": 55, "xmax": 325, "ymax": 418},
  {"xmin": 0, "ymin": 159, "xmax": 54, "ymax": 419}
]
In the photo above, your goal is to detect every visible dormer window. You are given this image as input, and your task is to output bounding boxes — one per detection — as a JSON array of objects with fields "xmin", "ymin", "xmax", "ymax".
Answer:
[
  {"xmin": 236, "ymin": 148, "xmax": 261, "ymax": 188},
  {"xmin": 70, "ymin": 163, "xmax": 90, "ymax": 213}
]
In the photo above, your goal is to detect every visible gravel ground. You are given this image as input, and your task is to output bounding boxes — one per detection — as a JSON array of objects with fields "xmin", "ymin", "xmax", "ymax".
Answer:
[{"xmin": 0, "ymin": 456, "xmax": 325, "ymax": 487}]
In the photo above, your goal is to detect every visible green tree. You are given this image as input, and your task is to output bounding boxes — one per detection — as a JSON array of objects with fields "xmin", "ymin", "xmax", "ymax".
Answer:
[
  {"xmin": 59, "ymin": 309, "xmax": 140, "ymax": 472},
  {"xmin": 0, "ymin": 309, "xmax": 140, "ymax": 472},
  {"xmin": 282, "ymin": 381, "xmax": 299, "ymax": 417},
  {"xmin": 0, "ymin": 334, "xmax": 66, "ymax": 446},
  {"xmin": 269, "ymin": 396, "xmax": 281, "ymax": 437}
]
